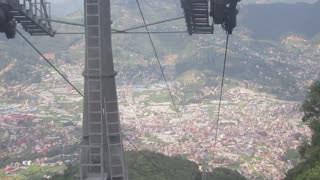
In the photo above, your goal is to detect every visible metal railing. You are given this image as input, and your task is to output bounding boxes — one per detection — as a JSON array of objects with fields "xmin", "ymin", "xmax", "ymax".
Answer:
[{"xmin": 19, "ymin": 0, "xmax": 52, "ymax": 28}]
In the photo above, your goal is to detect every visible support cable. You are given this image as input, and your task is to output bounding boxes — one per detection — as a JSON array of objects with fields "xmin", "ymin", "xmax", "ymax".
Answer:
[
  {"xmin": 40, "ymin": 18, "xmax": 121, "ymax": 32},
  {"xmin": 120, "ymin": 17, "xmax": 185, "ymax": 32},
  {"xmin": 114, "ymin": 31, "xmax": 187, "ymax": 34},
  {"xmin": 16, "ymin": 29, "xmax": 84, "ymax": 97},
  {"xmin": 40, "ymin": 19, "xmax": 84, "ymax": 27},
  {"xmin": 55, "ymin": 32, "xmax": 85, "ymax": 35},
  {"xmin": 135, "ymin": 0, "xmax": 182, "ymax": 121},
  {"xmin": 212, "ymin": 34, "xmax": 230, "ymax": 159},
  {"xmin": 41, "ymin": 17, "xmax": 184, "ymax": 33},
  {"xmin": 55, "ymin": 31, "xmax": 187, "ymax": 35}
]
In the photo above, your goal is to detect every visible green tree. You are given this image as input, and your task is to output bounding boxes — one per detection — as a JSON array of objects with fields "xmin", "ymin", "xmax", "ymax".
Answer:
[
  {"xmin": 285, "ymin": 80, "xmax": 320, "ymax": 180},
  {"xmin": 295, "ymin": 163, "xmax": 320, "ymax": 180},
  {"xmin": 302, "ymin": 81, "xmax": 320, "ymax": 147},
  {"xmin": 302, "ymin": 81, "xmax": 320, "ymax": 122},
  {"xmin": 198, "ymin": 167, "xmax": 247, "ymax": 180}
]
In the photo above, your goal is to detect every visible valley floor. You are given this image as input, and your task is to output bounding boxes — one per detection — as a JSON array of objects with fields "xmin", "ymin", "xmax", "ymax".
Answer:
[{"xmin": 0, "ymin": 64, "xmax": 310, "ymax": 179}]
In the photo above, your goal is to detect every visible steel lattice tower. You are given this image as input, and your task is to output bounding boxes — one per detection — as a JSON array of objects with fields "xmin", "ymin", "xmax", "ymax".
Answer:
[{"xmin": 80, "ymin": 0, "xmax": 127, "ymax": 179}]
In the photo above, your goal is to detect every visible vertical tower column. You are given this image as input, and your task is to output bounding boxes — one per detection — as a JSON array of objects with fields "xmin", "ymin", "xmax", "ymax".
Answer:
[{"xmin": 81, "ymin": 0, "xmax": 127, "ymax": 179}]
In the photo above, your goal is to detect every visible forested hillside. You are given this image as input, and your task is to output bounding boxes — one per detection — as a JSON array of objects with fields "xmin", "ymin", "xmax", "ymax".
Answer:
[{"xmin": 52, "ymin": 151, "xmax": 247, "ymax": 180}]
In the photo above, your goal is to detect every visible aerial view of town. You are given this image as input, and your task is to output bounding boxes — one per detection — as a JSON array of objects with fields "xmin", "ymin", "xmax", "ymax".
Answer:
[{"xmin": 0, "ymin": 0, "xmax": 320, "ymax": 179}]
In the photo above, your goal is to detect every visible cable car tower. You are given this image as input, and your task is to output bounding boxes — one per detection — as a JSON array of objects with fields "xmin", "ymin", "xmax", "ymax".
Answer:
[{"xmin": 80, "ymin": 0, "xmax": 127, "ymax": 180}]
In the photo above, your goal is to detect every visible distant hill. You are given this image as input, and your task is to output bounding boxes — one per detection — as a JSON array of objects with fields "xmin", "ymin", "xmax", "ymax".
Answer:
[
  {"xmin": 1, "ymin": 0, "xmax": 318, "ymax": 101},
  {"xmin": 50, "ymin": 0, "xmax": 83, "ymax": 17},
  {"xmin": 240, "ymin": 0, "xmax": 320, "ymax": 39}
]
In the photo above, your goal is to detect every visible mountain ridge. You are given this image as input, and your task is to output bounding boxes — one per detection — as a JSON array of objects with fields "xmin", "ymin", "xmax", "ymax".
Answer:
[
  {"xmin": 0, "ymin": 0, "xmax": 319, "ymax": 101},
  {"xmin": 240, "ymin": 0, "xmax": 320, "ymax": 39}
]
